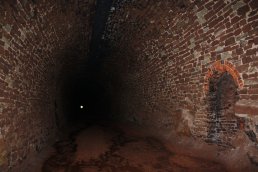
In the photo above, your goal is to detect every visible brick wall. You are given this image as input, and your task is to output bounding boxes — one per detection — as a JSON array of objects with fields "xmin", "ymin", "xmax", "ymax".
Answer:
[
  {"xmin": 0, "ymin": 0, "xmax": 95, "ymax": 170},
  {"xmin": 102, "ymin": 0, "xmax": 258, "ymax": 146}
]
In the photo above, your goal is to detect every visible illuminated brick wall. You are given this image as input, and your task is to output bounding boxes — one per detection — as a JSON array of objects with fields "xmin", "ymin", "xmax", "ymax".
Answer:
[
  {"xmin": 0, "ymin": 0, "xmax": 95, "ymax": 170},
  {"xmin": 101, "ymin": 0, "xmax": 258, "ymax": 145}
]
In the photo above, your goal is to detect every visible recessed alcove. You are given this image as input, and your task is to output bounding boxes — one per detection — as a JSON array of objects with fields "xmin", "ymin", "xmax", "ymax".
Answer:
[{"xmin": 206, "ymin": 71, "xmax": 239, "ymax": 148}]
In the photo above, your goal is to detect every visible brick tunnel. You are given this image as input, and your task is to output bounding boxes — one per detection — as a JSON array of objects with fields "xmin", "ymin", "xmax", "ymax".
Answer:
[{"xmin": 0, "ymin": 0, "xmax": 258, "ymax": 171}]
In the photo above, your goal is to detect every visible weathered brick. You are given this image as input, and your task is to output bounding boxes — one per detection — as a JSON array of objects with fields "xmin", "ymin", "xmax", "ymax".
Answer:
[
  {"xmin": 242, "ymin": 23, "xmax": 252, "ymax": 32},
  {"xmin": 1, "ymin": 1, "xmax": 256, "ymax": 167},
  {"xmin": 101, "ymin": 0, "xmax": 258, "ymax": 149},
  {"xmin": 246, "ymin": 48, "xmax": 257, "ymax": 56},
  {"xmin": 0, "ymin": 0, "xmax": 95, "ymax": 170},
  {"xmin": 249, "ymin": 0, "xmax": 258, "ymax": 10},
  {"xmin": 237, "ymin": 5, "xmax": 250, "ymax": 16},
  {"xmin": 225, "ymin": 37, "xmax": 235, "ymax": 46},
  {"xmin": 242, "ymin": 56, "xmax": 253, "ymax": 64}
]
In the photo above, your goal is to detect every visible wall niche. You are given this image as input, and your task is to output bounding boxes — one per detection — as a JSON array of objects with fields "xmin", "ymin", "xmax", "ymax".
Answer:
[{"xmin": 206, "ymin": 71, "xmax": 239, "ymax": 148}]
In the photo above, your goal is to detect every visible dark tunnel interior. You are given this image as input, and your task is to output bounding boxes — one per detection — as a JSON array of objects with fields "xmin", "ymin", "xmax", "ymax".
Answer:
[
  {"xmin": 62, "ymin": 74, "xmax": 112, "ymax": 123},
  {"xmin": 59, "ymin": 0, "xmax": 114, "ymax": 124},
  {"xmin": 0, "ymin": 0, "xmax": 258, "ymax": 171}
]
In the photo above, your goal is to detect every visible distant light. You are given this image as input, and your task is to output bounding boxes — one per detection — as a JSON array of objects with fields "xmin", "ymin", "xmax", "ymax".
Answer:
[
  {"xmin": 80, "ymin": 105, "xmax": 84, "ymax": 109},
  {"xmin": 110, "ymin": 7, "xmax": 115, "ymax": 11}
]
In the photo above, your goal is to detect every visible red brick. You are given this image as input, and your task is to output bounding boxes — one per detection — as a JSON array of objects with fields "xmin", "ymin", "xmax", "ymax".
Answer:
[
  {"xmin": 225, "ymin": 37, "xmax": 235, "ymax": 46},
  {"xmin": 246, "ymin": 48, "xmax": 257, "ymax": 56},
  {"xmin": 237, "ymin": 5, "xmax": 250, "ymax": 16},
  {"xmin": 242, "ymin": 24, "xmax": 252, "ymax": 32},
  {"xmin": 242, "ymin": 56, "xmax": 253, "ymax": 64},
  {"xmin": 231, "ymin": 16, "xmax": 240, "ymax": 25},
  {"xmin": 250, "ymin": 95, "xmax": 258, "ymax": 100},
  {"xmin": 236, "ymin": 48, "xmax": 244, "ymax": 55},
  {"xmin": 213, "ymin": 0, "xmax": 226, "ymax": 12},
  {"xmin": 209, "ymin": 16, "xmax": 224, "ymax": 28},
  {"xmin": 0, "ymin": 0, "xmax": 95, "ymax": 170},
  {"xmin": 234, "ymin": 28, "xmax": 242, "ymax": 36},
  {"xmin": 249, "ymin": 0, "xmax": 258, "ymax": 10},
  {"xmin": 254, "ymin": 37, "xmax": 258, "ymax": 45}
]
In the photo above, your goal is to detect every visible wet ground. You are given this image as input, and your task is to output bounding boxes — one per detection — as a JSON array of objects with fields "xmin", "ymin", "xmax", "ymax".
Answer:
[{"xmin": 40, "ymin": 124, "xmax": 227, "ymax": 172}]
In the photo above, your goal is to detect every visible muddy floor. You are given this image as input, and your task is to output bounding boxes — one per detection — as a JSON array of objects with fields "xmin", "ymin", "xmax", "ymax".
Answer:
[{"xmin": 40, "ymin": 124, "xmax": 227, "ymax": 172}]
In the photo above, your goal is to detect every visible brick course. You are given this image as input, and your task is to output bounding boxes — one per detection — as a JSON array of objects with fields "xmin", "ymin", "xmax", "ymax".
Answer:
[
  {"xmin": 102, "ymin": 0, "xmax": 258, "ymax": 146},
  {"xmin": 0, "ymin": 0, "xmax": 95, "ymax": 170}
]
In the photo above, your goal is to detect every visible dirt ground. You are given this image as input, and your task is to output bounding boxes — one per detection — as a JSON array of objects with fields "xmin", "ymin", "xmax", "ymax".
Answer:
[{"xmin": 19, "ymin": 122, "xmax": 258, "ymax": 172}]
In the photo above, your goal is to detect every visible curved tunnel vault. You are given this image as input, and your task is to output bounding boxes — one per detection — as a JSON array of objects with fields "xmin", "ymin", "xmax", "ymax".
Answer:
[
  {"xmin": 0, "ymin": 0, "xmax": 96, "ymax": 170},
  {"xmin": 1, "ymin": 0, "xmax": 258, "ymax": 171}
]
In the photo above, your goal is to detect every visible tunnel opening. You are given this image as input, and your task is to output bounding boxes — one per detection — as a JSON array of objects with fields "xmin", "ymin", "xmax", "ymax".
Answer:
[
  {"xmin": 206, "ymin": 71, "xmax": 239, "ymax": 148},
  {"xmin": 55, "ymin": 0, "xmax": 114, "ymax": 126},
  {"xmin": 60, "ymin": 74, "xmax": 113, "ymax": 125}
]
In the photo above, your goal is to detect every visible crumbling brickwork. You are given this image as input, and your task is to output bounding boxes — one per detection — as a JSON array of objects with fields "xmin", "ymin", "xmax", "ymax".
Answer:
[
  {"xmin": 0, "ymin": 0, "xmax": 95, "ymax": 170},
  {"xmin": 102, "ymin": 0, "xmax": 258, "ymax": 146}
]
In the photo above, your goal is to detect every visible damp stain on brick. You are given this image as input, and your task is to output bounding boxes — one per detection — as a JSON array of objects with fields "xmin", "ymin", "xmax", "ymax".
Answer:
[{"xmin": 206, "ymin": 71, "xmax": 239, "ymax": 148}]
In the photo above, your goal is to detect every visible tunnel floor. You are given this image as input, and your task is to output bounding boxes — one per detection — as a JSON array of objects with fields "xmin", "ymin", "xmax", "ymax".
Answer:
[{"xmin": 21, "ymin": 122, "xmax": 227, "ymax": 172}]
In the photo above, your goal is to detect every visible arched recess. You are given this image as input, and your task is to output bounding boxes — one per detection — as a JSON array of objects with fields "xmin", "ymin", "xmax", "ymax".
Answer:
[
  {"xmin": 204, "ymin": 60, "xmax": 244, "ymax": 92},
  {"xmin": 204, "ymin": 60, "xmax": 244, "ymax": 148}
]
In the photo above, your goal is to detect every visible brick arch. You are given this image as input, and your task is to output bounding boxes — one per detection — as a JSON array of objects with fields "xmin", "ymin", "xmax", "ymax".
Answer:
[{"xmin": 204, "ymin": 60, "xmax": 244, "ymax": 92}]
